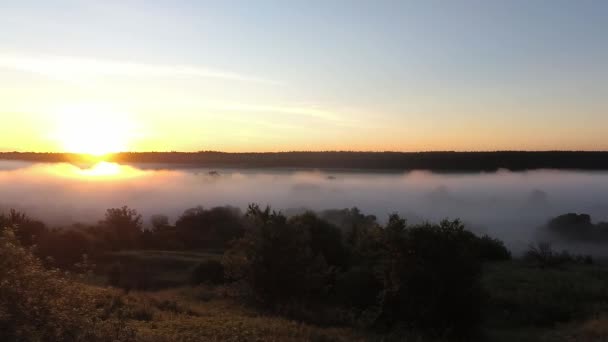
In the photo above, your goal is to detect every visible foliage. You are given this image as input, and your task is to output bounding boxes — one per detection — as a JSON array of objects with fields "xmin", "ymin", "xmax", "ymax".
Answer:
[
  {"xmin": 0, "ymin": 226, "xmax": 135, "ymax": 341},
  {"xmin": 0, "ymin": 209, "xmax": 47, "ymax": 246},
  {"xmin": 223, "ymin": 205, "xmax": 330, "ymax": 307},
  {"xmin": 289, "ymin": 211, "xmax": 349, "ymax": 269},
  {"xmin": 191, "ymin": 260, "xmax": 225, "ymax": 285},
  {"xmin": 334, "ymin": 267, "xmax": 382, "ymax": 310},
  {"xmin": 544, "ymin": 213, "xmax": 608, "ymax": 242},
  {"xmin": 320, "ymin": 207, "xmax": 378, "ymax": 233},
  {"xmin": 35, "ymin": 228, "xmax": 93, "ymax": 269},
  {"xmin": 225, "ymin": 206, "xmax": 485, "ymax": 337},
  {"xmin": 376, "ymin": 218, "xmax": 482, "ymax": 337},
  {"xmin": 476, "ymin": 235, "xmax": 512, "ymax": 261},
  {"xmin": 524, "ymin": 242, "xmax": 593, "ymax": 268},
  {"xmin": 175, "ymin": 206, "xmax": 245, "ymax": 249},
  {"xmin": 98, "ymin": 206, "xmax": 143, "ymax": 250}
]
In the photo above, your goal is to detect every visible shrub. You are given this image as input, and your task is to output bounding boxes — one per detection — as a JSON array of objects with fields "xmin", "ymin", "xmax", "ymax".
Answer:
[
  {"xmin": 35, "ymin": 228, "xmax": 93, "ymax": 269},
  {"xmin": 320, "ymin": 207, "xmax": 378, "ymax": 233},
  {"xmin": 175, "ymin": 206, "xmax": 245, "ymax": 249},
  {"xmin": 99, "ymin": 206, "xmax": 143, "ymax": 250},
  {"xmin": 376, "ymin": 218, "xmax": 482, "ymax": 337},
  {"xmin": 334, "ymin": 267, "xmax": 382, "ymax": 310},
  {"xmin": 524, "ymin": 242, "xmax": 593, "ymax": 268},
  {"xmin": 544, "ymin": 213, "xmax": 608, "ymax": 242},
  {"xmin": 476, "ymin": 234, "xmax": 512, "ymax": 261},
  {"xmin": 0, "ymin": 226, "xmax": 135, "ymax": 341},
  {"xmin": 0, "ymin": 209, "xmax": 48, "ymax": 246},
  {"xmin": 223, "ymin": 205, "xmax": 329, "ymax": 307},
  {"xmin": 191, "ymin": 259, "xmax": 225, "ymax": 285},
  {"xmin": 289, "ymin": 211, "xmax": 349, "ymax": 269}
]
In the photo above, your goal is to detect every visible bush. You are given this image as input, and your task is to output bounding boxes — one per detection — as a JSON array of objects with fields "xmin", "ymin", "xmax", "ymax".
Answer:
[
  {"xmin": 35, "ymin": 228, "xmax": 93, "ymax": 269},
  {"xmin": 223, "ymin": 205, "xmax": 329, "ymax": 307},
  {"xmin": 334, "ymin": 267, "xmax": 382, "ymax": 310},
  {"xmin": 175, "ymin": 206, "xmax": 245, "ymax": 249},
  {"xmin": 376, "ymin": 218, "xmax": 482, "ymax": 337},
  {"xmin": 191, "ymin": 260, "xmax": 225, "ymax": 285},
  {"xmin": 524, "ymin": 242, "xmax": 593, "ymax": 268},
  {"xmin": 476, "ymin": 234, "xmax": 512, "ymax": 261},
  {"xmin": 224, "ymin": 208, "xmax": 488, "ymax": 337},
  {"xmin": 544, "ymin": 213, "xmax": 608, "ymax": 242},
  {"xmin": 0, "ymin": 209, "xmax": 48, "ymax": 246},
  {"xmin": 99, "ymin": 206, "xmax": 143, "ymax": 250},
  {"xmin": 0, "ymin": 226, "xmax": 135, "ymax": 341},
  {"xmin": 289, "ymin": 211, "xmax": 349, "ymax": 269}
]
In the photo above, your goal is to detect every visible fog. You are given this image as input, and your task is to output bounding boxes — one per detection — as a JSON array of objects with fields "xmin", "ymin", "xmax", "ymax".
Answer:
[{"xmin": 2, "ymin": 160, "xmax": 608, "ymax": 254}]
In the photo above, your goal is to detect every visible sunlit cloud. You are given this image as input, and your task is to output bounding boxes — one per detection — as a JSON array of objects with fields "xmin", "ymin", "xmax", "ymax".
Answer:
[{"xmin": 0, "ymin": 52, "xmax": 282, "ymax": 85}]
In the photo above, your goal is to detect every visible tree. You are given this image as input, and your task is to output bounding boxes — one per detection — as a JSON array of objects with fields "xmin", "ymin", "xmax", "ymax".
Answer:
[
  {"xmin": 289, "ymin": 211, "xmax": 349, "ymax": 269},
  {"xmin": 99, "ymin": 206, "xmax": 143, "ymax": 250},
  {"xmin": 150, "ymin": 214, "xmax": 170, "ymax": 231},
  {"xmin": 223, "ymin": 205, "xmax": 328, "ymax": 307},
  {"xmin": 175, "ymin": 206, "xmax": 244, "ymax": 249},
  {"xmin": 377, "ymin": 218, "xmax": 482, "ymax": 337},
  {"xmin": 0, "ymin": 209, "xmax": 47, "ymax": 246}
]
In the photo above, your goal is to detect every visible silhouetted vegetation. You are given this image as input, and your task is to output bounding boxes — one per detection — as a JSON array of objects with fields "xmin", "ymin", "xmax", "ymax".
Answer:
[
  {"xmin": 2, "ymin": 205, "xmax": 608, "ymax": 341},
  {"xmin": 524, "ymin": 242, "xmax": 593, "ymax": 268},
  {"xmin": 223, "ymin": 205, "xmax": 331, "ymax": 308},
  {"xmin": 191, "ymin": 260, "xmax": 225, "ymax": 285},
  {"xmin": 4, "ymin": 151, "xmax": 608, "ymax": 171},
  {"xmin": 0, "ymin": 226, "xmax": 134, "ymax": 341},
  {"xmin": 175, "ymin": 206, "xmax": 244, "ymax": 249},
  {"xmin": 373, "ymin": 217, "xmax": 482, "ymax": 336},
  {"xmin": 0, "ymin": 209, "xmax": 47, "ymax": 246},
  {"xmin": 543, "ymin": 213, "xmax": 608, "ymax": 242},
  {"xmin": 99, "ymin": 206, "xmax": 144, "ymax": 250},
  {"xmin": 476, "ymin": 235, "xmax": 512, "ymax": 261}
]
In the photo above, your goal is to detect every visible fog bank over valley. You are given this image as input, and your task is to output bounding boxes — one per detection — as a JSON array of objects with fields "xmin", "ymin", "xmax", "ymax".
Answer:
[{"xmin": 2, "ymin": 160, "xmax": 608, "ymax": 254}]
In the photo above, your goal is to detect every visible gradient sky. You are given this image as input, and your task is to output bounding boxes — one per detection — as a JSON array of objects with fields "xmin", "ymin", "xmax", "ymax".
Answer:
[{"xmin": 1, "ymin": 0, "xmax": 607, "ymax": 152}]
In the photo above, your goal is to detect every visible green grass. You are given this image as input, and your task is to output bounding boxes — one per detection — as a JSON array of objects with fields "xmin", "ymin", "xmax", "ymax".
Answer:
[
  {"xmin": 96, "ymin": 250, "xmax": 223, "ymax": 289},
  {"xmin": 481, "ymin": 261, "xmax": 608, "ymax": 341},
  {"xmin": 88, "ymin": 251, "xmax": 608, "ymax": 341}
]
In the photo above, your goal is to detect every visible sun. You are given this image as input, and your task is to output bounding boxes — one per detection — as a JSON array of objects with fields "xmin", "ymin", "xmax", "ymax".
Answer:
[{"xmin": 53, "ymin": 104, "xmax": 134, "ymax": 156}]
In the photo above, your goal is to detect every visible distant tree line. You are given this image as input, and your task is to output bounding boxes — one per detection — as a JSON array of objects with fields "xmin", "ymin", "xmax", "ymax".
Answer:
[
  {"xmin": 3, "ymin": 151, "xmax": 608, "ymax": 171},
  {"xmin": 541, "ymin": 213, "xmax": 608, "ymax": 242}
]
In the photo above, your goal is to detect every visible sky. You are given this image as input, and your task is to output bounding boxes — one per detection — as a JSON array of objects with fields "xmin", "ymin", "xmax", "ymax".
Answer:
[{"xmin": 0, "ymin": 0, "xmax": 607, "ymax": 153}]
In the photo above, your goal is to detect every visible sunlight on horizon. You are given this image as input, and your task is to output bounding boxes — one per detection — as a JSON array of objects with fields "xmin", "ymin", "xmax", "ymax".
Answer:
[
  {"xmin": 51, "ymin": 104, "xmax": 136, "ymax": 155},
  {"xmin": 77, "ymin": 161, "xmax": 122, "ymax": 177},
  {"xmin": 44, "ymin": 161, "xmax": 144, "ymax": 180}
]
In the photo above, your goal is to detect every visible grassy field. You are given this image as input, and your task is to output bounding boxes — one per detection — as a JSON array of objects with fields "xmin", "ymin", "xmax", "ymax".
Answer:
[
  {"xmin": 95, "ymin": 250, "xmax": 222, "ymax": 289},
  {"xmin": 481, "ymin": 261, "xmax": 608, "ymax": 342},
  {"xmin": 84, "ymin": 252, "xmax": 608, "ymax": 341},
  {"xmin": 89, "ymin": 286, "xmax": 375, "ymax": 342}
]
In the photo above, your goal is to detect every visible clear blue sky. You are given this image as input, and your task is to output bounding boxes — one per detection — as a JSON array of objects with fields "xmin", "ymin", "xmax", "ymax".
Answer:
[{"xmin": 1, "ymin": 0, "xmax": 606, "ymax": 152}]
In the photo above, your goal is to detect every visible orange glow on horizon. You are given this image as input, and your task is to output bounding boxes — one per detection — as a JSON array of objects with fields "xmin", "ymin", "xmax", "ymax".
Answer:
[
  {"xmin": 51, "ymin": 104, "xmax": 135, "ymax": 156},
  {"xmin": 44, "ymin": 161, "xmax": 144, "ymax": 180}
]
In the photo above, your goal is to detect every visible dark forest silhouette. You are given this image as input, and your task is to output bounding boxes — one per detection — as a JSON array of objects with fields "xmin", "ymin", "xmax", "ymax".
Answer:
[
  {"xmin": 3, "ymin": 204, "xmax": 607, "ymax": 341},
  {"xmin": 3, "ymin": 151, "xmax": 608, "ymax": 171}
]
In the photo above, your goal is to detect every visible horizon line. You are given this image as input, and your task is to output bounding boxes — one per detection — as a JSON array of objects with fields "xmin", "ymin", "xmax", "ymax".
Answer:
[{"xmin": 2, "ymin": 150, "xmax": 608, "ymax": 155}]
